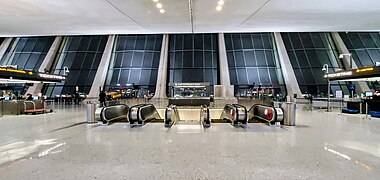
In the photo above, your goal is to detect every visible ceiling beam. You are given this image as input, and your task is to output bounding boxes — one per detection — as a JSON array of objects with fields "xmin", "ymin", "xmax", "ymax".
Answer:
[
  {"xmin": 188, "ymin": 0, "xmax": 194, "ymax": 33},
  {"xmin": 239, "ymin": 0, "xmax": 272, "ymax": 26}
]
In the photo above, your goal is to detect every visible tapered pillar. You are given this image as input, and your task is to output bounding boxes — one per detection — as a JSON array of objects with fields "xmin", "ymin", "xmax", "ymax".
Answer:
[
  {"xmin": 25, "ymin": 36, "xmax": 63, "ymax": 95},
  {"xmin": 331, "ymin": 32, "xmax": 370, "ymax": 93},
  {"xmin": 87, "ymin": 35, "xmax": 116, "ymax": 99},
  {"xmin": 273, "ymin": 32, "xmax": 303, "ymax": 100},
  {"xmin": 153, "ymin": 34, "xmax": 169, "ymax": 99},
  {"xmin": 0, "ymin": 38, "xmax": 13, "ymax": 62},
  {"xmin": 215, "ymin": 33, "xmax": 234, "ymax": 98}
]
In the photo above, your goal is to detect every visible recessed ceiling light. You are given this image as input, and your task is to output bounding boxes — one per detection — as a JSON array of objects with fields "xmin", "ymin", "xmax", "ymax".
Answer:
[
  {"xmin": 216, "ymin": 5, "xmax": 222, "ymax": 11},
  {"xmin": 218, "ymin": 0, "xmax": 224, "ymax": 6},
  {"xmin": 160, "ymin": 9, "xmax": 165, "ymax": 13},
  {"xmin": 156, "ymin": 3, "xmax": 163, "ymax": 8},
  {"xmin": 153, "ymin": 0, "xmax": 159, "ymax": 2}
]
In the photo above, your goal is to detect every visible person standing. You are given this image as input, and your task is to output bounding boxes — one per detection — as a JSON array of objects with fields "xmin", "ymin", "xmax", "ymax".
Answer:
[
  {"xmin": 99, "ymin": 91, "xmax": 106, "ymax": 107},
  {"xmin": 74, "ymin": 91, "xmax": 80, "ymax": 105}
]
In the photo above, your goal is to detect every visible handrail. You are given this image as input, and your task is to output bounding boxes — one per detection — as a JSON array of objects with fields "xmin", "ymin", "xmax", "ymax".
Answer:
[
  {"xmin": 200, "ymin": 105, "xmax": 211, "ymax": 127},
  {"xmin": 165, "ymin": 104, "xmax": 179, "ymax": 127},
  {"xmin": 24, "ymin": 101, "xmax": 36, "ymax": 112},
  {"xmin": 220, "ymin": 104, "xmax": 248, "ymax": 125},
  {"xmin": 129, "ymin": 104, "xmax": 161, "ymax": 125}
]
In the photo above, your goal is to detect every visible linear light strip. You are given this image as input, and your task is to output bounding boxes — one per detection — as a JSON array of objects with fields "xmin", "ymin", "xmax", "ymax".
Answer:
[
  {"xmin": 239, "ymin": 0, "xmax": 272, "ymax": 26},
  {"xmin": 105, "ymin": 0, "xmax": 146, "ymax": 29}
]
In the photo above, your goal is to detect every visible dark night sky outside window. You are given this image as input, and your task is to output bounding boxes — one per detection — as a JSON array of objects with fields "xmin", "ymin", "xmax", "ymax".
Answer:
[
  {"xmin": 43, "ymin": 36, "xmax": 107, "ymax": 97},
  {"xmin": 104, "ymin": 35, "xmax": 162, "ymax": 93},
  {"xmin": 224, "ymin": 33, "xmax": 286, "ymax": 95},
  {"xmin": 168, "ymin": 34, "xmax": 219, "ymax": 85},
  {"xmin": 282, "ymin": 32, "xmax": 348, "ymax": 95}
]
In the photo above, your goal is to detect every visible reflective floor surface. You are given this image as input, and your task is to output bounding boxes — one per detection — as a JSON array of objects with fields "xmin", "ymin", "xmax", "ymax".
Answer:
[{"xmin": 0, "ymin": 105, "xmax": 379, "ymax": 179}]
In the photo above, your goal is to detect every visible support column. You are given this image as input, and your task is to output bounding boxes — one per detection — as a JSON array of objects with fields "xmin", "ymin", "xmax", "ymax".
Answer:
[
  {"xmin": 331, "ymin": 32, "xmax": 370, "ymax": 93},
  {"xmin": 87, "ymin": 35, "xmax": 116, "ymax": 99},
  {"xmin": 153, "ymin": 34, "xmax": 169, "ymax": 99},
  {"xmin": 0, "ymin": 38, "xmax": 13, "ymax": 62},
  {"xmin": 26, "ymin": 36, "xmax": 63, "ymax": 95},
  {"xmin": 274, "ymin": 32, "xmax": 303, "ymax": 100},
  {"xmin": 2, "ymin": 38, "xmax": 20, "ymax": 65},
  {"xmin": 215, "ymin": 33, "xmax": 234, "ymax": 98}
]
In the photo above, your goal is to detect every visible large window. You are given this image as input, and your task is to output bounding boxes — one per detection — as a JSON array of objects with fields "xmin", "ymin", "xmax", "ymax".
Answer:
[
  {"xmin": 168, "ymin": 34, "xmax": 218, "ymax": 85},
  {"xmin": 225, "ymin": 33, "xmax": 285, "ymax": 95},
  {"xmin": 0, "ymin": 37, "xmax": 55, "ymax": 95},
  {"xmin": 282, "ymin": 32, "xmax": 348, "ymax": 96},
  {"xmin": 43, "ymin": 36, "xmax": 108, "ymax": 97},
  {"xmin": 339, "ymin": 32, "xmax": 380, "ymax": 68},
  {"xmin": 0, "ymin": 37, "xmax": 55, "ymax": 70},
  {"xmin": 104, "ymin": 35, "xmax": 162, "ymax": 93}
]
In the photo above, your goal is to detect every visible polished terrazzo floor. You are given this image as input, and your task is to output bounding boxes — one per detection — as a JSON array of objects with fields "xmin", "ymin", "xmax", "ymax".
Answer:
[{"xmin": 0, "ymin": 105, "xmax": 379, "ymax": 179}]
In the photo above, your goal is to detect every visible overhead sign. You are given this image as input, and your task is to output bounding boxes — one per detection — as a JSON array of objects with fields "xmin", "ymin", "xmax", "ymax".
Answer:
[
  {"xmin": 324, "ymin": 71, "xmax": 352, "ymax": 78},
  {"xmin": 170, "ymin": 82, "xmax": 210, "ymax": 87},
  {"xmin": 0, "ymin": 67, "xmax": 66, "ymax": 83},
  {"xmin": 324, "ymin": 66, "xmax": 380, "ymax": 81}
]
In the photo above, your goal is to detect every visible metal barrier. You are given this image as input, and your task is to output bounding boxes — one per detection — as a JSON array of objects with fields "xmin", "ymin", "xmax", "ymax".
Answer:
[
  {"xmin": 99, "ymin": 104, "xmax": 129, "ymax": 125},
  {"xmin": 128, "ymin": 104, "xmax": 161, "ymax": 125},
  {"xmin": 165, "ymin": 105, "xmax": 179, "ymax": 127},
  {"xmin": 200, "ymin": 105, "xmax": 211, "ymax": 127},
  {"xmin": 248, "ymin": 104, "xmax": 284, "ymax": 125},
  {"xmin": 23, "ymin": 101, "xmax": 49, "ymax": 114},
  {"xmin": 220, "ymin": 104, "xmax": 248, "ymax": 126}
]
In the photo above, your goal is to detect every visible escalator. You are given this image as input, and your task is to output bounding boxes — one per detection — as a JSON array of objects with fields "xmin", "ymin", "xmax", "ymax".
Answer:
[
  {"xmin": 128, "ymin": 104, "xmax": 162, "ymax": 125},
  {"xmin": 219, "ymin": 104, "xmax": 248, "ymax": 126},
  {"xmin": 164, "ymin": 105, "xmax": 179, "ymax": 127},
  {"xmin": 95, "ymin": 104, "xmax": 129, "ymax": 125},
  {"xmin": 247, "ymin": 104, "xmax": 284, "ymax": 125}
]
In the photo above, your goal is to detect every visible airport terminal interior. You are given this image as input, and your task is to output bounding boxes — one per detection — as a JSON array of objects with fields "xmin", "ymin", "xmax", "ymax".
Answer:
[{"xmin": 1, "ymin": 0, "xmax": 380, "ymax": 179}]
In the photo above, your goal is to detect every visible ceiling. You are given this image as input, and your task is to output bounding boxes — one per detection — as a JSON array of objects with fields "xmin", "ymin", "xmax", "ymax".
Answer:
[{"xmin": 0, "ymin": 0, "xmax": 380, "ymax": 36}]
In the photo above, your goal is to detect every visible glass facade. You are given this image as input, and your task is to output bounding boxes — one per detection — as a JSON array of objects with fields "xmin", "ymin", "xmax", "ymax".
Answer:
[
  {"xmin": 168, "ymin": 34, "xmax": 218, "ymax": 85},
  {"xmin": 282, "ymin": 32, "xmax": 348, "ymax": 96},
  {"xmin": 105, "ymin": 35, "xmax": 162, "ymax": 93},
  {"xmin": 224, "ymin": 33, "xmax": 285, "ymax": 96},
  {"xmin": 339, "ymin": 32, "xmax": 380, "ymax": 68},
  {"xmin": 0, "ymin": 37, "xmax": 55, "ymax": 70},
  {"xmin": 0, "ymin": 37, "xmax": 55, "ymax": 95},
  {"xmin": 43, "ymin": 36, "xmax": 108, "ymax": 97}
]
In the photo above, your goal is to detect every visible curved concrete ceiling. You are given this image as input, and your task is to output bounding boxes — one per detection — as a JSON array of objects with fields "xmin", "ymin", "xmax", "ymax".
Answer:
[{"xmin": 0, "ymin": 0, "xmax": 380, "ymax": 36}]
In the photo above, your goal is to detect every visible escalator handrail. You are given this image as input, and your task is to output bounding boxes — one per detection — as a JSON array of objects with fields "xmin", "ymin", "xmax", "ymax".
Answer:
[
  {"xmin": 139, "ymin": 104, "xmax": 161, "ymax": 121},
  {"xmin": 165, "ymin": 104, "xmax": 179, "ymax": 125},
  {"xmin": 233, "ymin": 104, "xmax": 247, "ymax": 123}
]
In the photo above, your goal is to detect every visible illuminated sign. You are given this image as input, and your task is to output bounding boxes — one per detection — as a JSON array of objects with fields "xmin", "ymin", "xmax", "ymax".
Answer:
[
  {"xmin": 356, "ymin": 67, "xmax": 373, "ymax": 73},
  {"xmin": 324, "ymin": 66, "xmax": 380, "ymax": 81},
  {"xmin": 0, "ymin": 67, "xmax": 28, "ymax": 74},
  {"xmin": 173, "ymin": 82, "xmax": 210, "ymax": 87},
  {"xmin": 324, "ymin": 71, "xmax": 352, "ymax": 78},
  {"xmin": 0, "ymin": 67, "xmax": 65, "ymax": 82},
  {"xmin": 39, "ymin": 74, "xmax": 66, "ymax": 80}
]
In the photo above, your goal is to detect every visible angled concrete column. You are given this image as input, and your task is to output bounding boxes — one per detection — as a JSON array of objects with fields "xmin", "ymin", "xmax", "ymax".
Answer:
[
  {"xmin": 88, "ymin": 35, "xmax": 116, "ymax": 99},
  {"xmin": 0, "ymin": 38, "xmax": 13, "ymax": 62},
  {"xmin": 273, "ymin": 33, "xmax": 303, "ymax": 100},
  {"xmin": 26, "ymin": 36, "xmax": 64, "ymax": 95},
  {"xmin": 153, "ymin": 34, "xmax": 169, "ymax": 99},
  {"xmin": 215, "ymin": 33, "xmax": 234, "ymax": 98},
  {"xmin": 331, "ymin": 32, "xmax": 370, "ymax": 93},
  {"xmin": 2, "ymin": 38, "xmax": 19, "ymax": 65}
]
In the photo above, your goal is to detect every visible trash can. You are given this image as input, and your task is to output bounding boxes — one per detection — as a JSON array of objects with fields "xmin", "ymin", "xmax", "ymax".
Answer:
[
  {"xmin": 86, "ymin": 103, "xmax": 99, "ymax": 124},
  {"xmin": 283, "ymin": 102, "xmax": 296, "ymax": 126}
]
